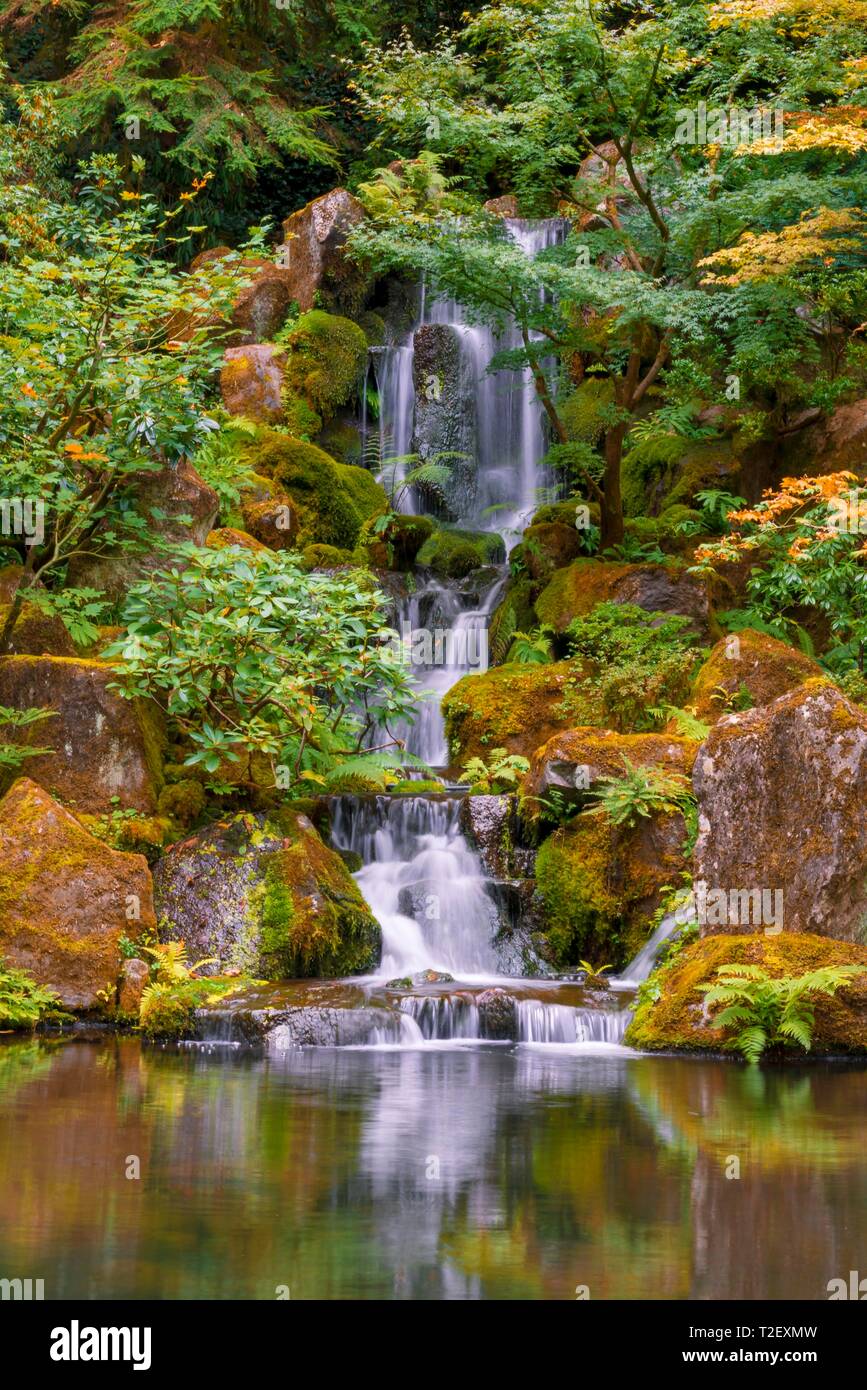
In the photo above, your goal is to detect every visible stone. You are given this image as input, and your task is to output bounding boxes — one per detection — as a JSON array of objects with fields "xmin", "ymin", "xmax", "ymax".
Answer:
[
  {"xmin": 476, "ymin": 987, "xmax": 518, "ymax": 1038},
  {"xmin": 0, "ymin": 778, "xmax": 156, "ymax": 1010},
  {"xmin": 459, "ymin": 794, "xmax": 535, "ymax": 878},
  {"xmin": 626, "ymin": 932, "xmax": 867, "ymax": 1056},
  {"xmin": 535, "ymin": 557, "xmax": 714, "ymax": 638},
  {"xmin": 279, "ymin": 188, "xmax": 367, "ymax": 314},
  {"xmin": 483, "ymin": 195, "xmax": 520, "ymax": 217},
  {"xmin": 153, "ymin": 810, "xmax": 381, "ymax": 979},
  {"xmin": 520, "ymin": 521, "xmax": 583, "ymax": 581},
  {"xmin": 523, "ymin": 728, "xmax": 699, "ymax": 811},
  {"xmin": 0, "ymin": 600, "xmax": 74, "ymax": 657},
  {"xmin": 687, "ymin": 628, "xmax": 825, "ymax": 723},
  {"xmin": 117, "ymin": 957, "xmax": 150, "ymax": 1017},
  {"xmin": 205, "ymin": 527, "xmax": 268, "ymax": 553},
  {"xmin": 442, "ymin": 660, "xmax": 573, "ymax": 766},
  {"xmin": 220, "ymin": 344, "xmax": 287, "ymax": 424},
  {"xmin": 787, "ymin": 397, "xmax": 867, "ymax": 475},
  {"xmin": 0, "ymin": 656, "xmax": 164, "ymax": 815},
  {"xmin": 693, "ymin": 682, "xmax": 867, "ymax": 940},
  {"xmin": 168, "ymin": 247, "xmax": 294, "ymax": 346},
  {"xmin": 66, "ymin": 459, "xmax": 218, "ymax": 603},
  {"xmin": 240, "ymin": 497, "xmax": 300, "ymax": 549},
  {"xmin": 411, "ymin": 323, "xmax": 476, "ymax": 518}
]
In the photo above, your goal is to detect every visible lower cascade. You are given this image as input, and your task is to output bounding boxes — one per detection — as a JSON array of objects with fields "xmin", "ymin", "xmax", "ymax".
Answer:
[{"xmin": 330, "ymin": 794, "xmax": 501, "ymax": 979}]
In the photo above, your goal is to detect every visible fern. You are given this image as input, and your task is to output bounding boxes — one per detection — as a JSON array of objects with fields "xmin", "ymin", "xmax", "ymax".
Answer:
[
  {"xmin": 699, "ymin": 962, "xmax": 867, "ymax": 1063},
  {"xmin": 490, "ymin": 601, "xmax": 518, "ymax": 666}
]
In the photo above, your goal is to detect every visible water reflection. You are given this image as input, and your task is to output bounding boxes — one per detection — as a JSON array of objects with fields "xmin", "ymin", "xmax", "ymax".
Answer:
[{"xmin": 0, "ymin": 1038, "xmax": 864, "ymax": 1300}]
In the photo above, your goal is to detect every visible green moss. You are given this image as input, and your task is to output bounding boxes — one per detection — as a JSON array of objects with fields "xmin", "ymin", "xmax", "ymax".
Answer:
[
  {"xmin": 317, "ymin": 420, "xmax": 362, "ymax": 465},
  {"xmin": 389, "ymin": 779, "xmax": 446, "ymax": 795},
  {"xmin": 301, "ymin": 543, "xmax": 356, "ymax": 569},
  {"xmin": 559, "ymin": 378, "xmax": 615, "ymax": 443},
  {"xmin": 157, "ymin": 779, "xmax": 206, "ymax": 827},
  {"xmin": 138, "ymin": 975, "xmax": 242, "ymax": 1040},
  {"xmin": 660, "ymin": 439, "xmax": 739, "ymax": 511},
  {"xmin": 415, "ymin": 527, "xmax": 505, "ymax": 578},
  {"xmin": 621, "ymin": 434, "xmax": 689, "ymax": 517},
  {"xmin": 277, "ymin": 310, "xmax": 368, "ymax": 425},
  {"xmin": 535, "ymin": 818, "xmax": 620, "ymax": 966},
  {"xmin": 443, "ymin": 661, "xmax": 571, "ymax": 765},
  {"xmin": 240, "ymin": 429, "xmax": 387, "ymax": 550},
  {"xmin": 626, "ymin": 932, "xmax": 867, "ymax": 1055}
]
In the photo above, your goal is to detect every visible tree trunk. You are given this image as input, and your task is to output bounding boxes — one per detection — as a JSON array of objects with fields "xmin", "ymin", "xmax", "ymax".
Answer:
[{"xmin": 600, "ymin": 422, "xmax": 627, "ymax": 549}]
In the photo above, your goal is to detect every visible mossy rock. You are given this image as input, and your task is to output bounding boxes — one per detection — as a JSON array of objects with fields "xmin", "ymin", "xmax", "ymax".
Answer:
[
  {"xmin": 688, "ymin": 627, "xmax": 824, "ymax": 724},
  {"xmin": 626, "ymin": 932, "xmax": 867, "ymax": 1055},
  {"xmin": 534, "ymin": 807, "xmax": 689, "ymax": 970},
  {"xmin": 361, "ymin": 513, "xmax": 434, "ymax": 570},
  {"xmin": 530, "ymin": 498, "xmax": 599, "ymax": 528},
  {"xmin": 443, "ymin": 660, "xmax": 572, "ymax": 766},
  {"xmin": 317, "ymin": 419, "xmax": 363, "ymax": 465},
  {"xmin": 521, "ymin": 521, "xmax": 582, "ymax": 581},
  {"xmin": 153, "ymin": 809, "xmax": 381, "ymax": 981},
  {"xmin": 301, "ymin": 543, "xmax": 356, "ymax": 570},
  {"xmin": 415, "ymin": 527, "xmax": 505, "ymax": 579},
  {"xmin": 621, "ymin": 433, "xmax": 690, "ymax": 517},
  {"xmin": 535, "ymin": 557, "xmax": 713, "ymax": 638},
  {"xmin": 0, "ymin": 600, "xmax": 74, "ymax": 657},
  {"xmin": 388, "ymin": 779, "xmax": 447, "ymax": 795},
  {"xmin": 278, "ymin": 310, "xmax": 368, "ymax": 426},
  {"xmin": 659, "ymin": 438, "xmax": 741, "ymax": 513},
  {"xmin": 238, "ymin": 428, "xmax": 387, "ymax": 550}
]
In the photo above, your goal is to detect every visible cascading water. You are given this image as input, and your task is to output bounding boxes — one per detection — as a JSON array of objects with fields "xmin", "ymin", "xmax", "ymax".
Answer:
[
  {"xmin": 330, "ymin": 795, "xmax": 501, "ymax": 979},
  {"xmin": 391, "ymin": 568, "xmax": 507, "ymax": 766}
]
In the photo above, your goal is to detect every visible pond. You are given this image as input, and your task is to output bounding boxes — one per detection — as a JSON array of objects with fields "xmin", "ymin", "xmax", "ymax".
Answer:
[{"xmin": 1, "ymin": 1036, "xmax": 864, "ymax": 1300}]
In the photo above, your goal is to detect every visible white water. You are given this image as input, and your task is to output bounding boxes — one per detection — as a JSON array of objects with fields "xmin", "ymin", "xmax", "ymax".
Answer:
[
  {"xmin": 373, "ymin": 217, "xmax": 567, "ymax": 541},
  {"xmin": 331, "ymin": 795, "xmax": 501, "ymax": 979}
]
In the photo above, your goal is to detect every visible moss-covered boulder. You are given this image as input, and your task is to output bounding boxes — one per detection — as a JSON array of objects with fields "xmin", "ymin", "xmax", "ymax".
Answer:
[
  {"xmin": 153, "ymin": 810, "xmax": 381, "ymax": 979},
  {"xmin": 0, "ymin": 600, "xmax": 74, "ymax": 657},
  {"xmin": 361, "ymin": 513, "xmax": 434, "ymax": 570},
  {"xmin": 220, "ymin": 344, "xmax": 288, "ymax": 424},
  {"xmin": 534, "ymin": 806, "xmax": 689, "ymax": 968},
  {"xmin": 237, "ymin": 429, "xmax": 387, "ymax": 550},
  {"xmin": 523, "ymin": 727, "xmax": 699, "ymax": 813},
  {"xmin": 626, "ymin": 932, "xmax": 867, "ymax": 1055},
  {"xmin": 443, "ymin": 661, "xmax": 572, "ymax": 766},
  {"xmin": 240, "ymin": 497, "xmax": 300, "ymax": 550},
  {"xmin": 688, "ymin": 627, "xmax": 824, "ymax": 723},
  {"xmin": 535, "ymin": 557, "xmax": 713, "ymax": 638},
  {"xmin": 279, "ymin": 310, "xmax": 369, "ymax": 435},
  {"xmin": 521, "ymin": 521, "xmax": 583, "ymax": 581},
  {"xmin": 278, "ymin": 188, "xmax": 368, "ymax": 314},
  {"xmin": 0, "ymin": 656, "xmax": 165, "ymax": 815},
  {"xmin": 205, "ymin": 526, "xmax": 268, "ymax": 553},
  {"xmin": 693, "ymin": 682, "xmax": 867, "ymax": 940},
  {"xmin": 0, "ymin": 778, "xmax": 156, "ymax": 1010},
  {"xmin": 415, "ymin": 527, "xmax": 505, "ymax": 579}
]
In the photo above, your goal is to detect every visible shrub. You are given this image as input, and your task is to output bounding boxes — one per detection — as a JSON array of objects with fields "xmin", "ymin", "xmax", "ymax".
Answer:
[
  {"xmin": 563, "ymin": 602, "xmax": 699, "ymax": 731},
  {"xmin": 699, "ymin": 962, "xmax": 867, "ymax": 1064}
]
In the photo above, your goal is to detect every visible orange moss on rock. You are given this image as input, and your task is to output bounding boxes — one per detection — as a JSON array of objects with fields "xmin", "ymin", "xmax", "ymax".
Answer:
[
  {"xmin": 626, "ymin": 932, "xmax": 867, "ymax": 1055},
  {"xmin": 442, "ymin": 661, "xmax": 573, "ymax": 767},
  {"xmin": 688, "ymin": 627, "xmax": 825, "ymax": 723},
  {"xmin": 535, "ymin": 557, "xmax": 713, "ymax": 637},
  {"xmin": 522, "ymin": 727, "xmax": 699, "ymax": 811},
  {"xmin": 0, "ymin": 777, "xmax": 156, "ymax": 1010}
]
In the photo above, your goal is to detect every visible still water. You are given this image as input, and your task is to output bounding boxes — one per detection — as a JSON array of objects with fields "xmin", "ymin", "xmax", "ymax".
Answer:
[{"xmin": 1, "ymin": 1036, "xmax": 865, "ymax": 1300}]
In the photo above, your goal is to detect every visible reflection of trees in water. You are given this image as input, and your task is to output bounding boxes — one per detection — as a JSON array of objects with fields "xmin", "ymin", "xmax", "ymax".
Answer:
[{"xmin": 1, "ymin": 1039, "xmax": 866, "ymax": 1299}]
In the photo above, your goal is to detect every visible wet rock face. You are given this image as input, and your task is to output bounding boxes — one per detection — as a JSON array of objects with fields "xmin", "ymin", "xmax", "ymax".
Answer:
[
  {"xmin": 117, "ymin": 957, "xmax": 150, "ymax": 1017},
  {"xmin": 0, "ymin": 656, "xmax": 164, "ymax": 815},
  {"xmin": 0, "ymin": 778, "xmax": 155, "ymax": 1010},
  {"xmin": 154, "ymin": 810, "xmax": 381, "ymax": 979},
  {"xmin": 459, "ymin": 795, "xmax": 534, "ymax": 879},
  {"xmin": 411, "ymin": 323, "xmax": 476, "ymax": 518},
  {"xmin": 475, "ymin": 987, "xmax": 518, "ymax": 1039},
  {"xmin": 693, "ymin": 682, "xmax": 867, "ymax": 940},
  {"xmin": 688, "ymin": 627, "xmax": 825, "ymax": 724},
  {"xmin": 221, "ymin": 344, "xmax": 287, "ymax": 423},
  {"xmin": 279, "ymin": 188, "xmax": 367, "ymax": 314}
]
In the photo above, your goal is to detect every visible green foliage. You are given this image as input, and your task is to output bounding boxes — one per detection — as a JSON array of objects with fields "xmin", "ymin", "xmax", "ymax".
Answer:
[
  {"xmin": 699, "ymin": 962, "xmax": 867, "ymax": 1064},
  {"xmin": 0, "ymin": 956, "xmax": 64, "ymax": 1030},
  {"xmin": 193, "ymin": 417, "xmax": 261, "ymax": 516},
  {"xmin": 563, "ymin": 602, "xmax": 699, "ymax": 732},
  {"xmin": 106, "ymin": 544, "xmax": 416, "ymax": 794},
  {"xmin": 459, "ymin": 748, "xmax": 530, "ymax": 794},
  {"xmin": 506, "ymin": 629, "xmax": 554, "ymax": 665},
  {"xmin": 583, "ymin": 757, "xmax": 696, "ymax": 830},
  {"xmin": 138, "ymin": 975, "xmax": 236, "ymax": 1040},
  {"xmin": 0, "ymin": 705, "xmax": 55, "ymax": 772}
]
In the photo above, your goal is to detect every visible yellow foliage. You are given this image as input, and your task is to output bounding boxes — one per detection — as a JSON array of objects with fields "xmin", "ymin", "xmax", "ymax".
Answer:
[
  {"xmin": 698, "ymin": 207, "xmax": 865, "ymax": 286},
  {"xmin": 736, "ymin": 107, "xmax": 867, "ymax": 157},
  {"xmin": 710, "ymin": 0, "xmax": 867, "ymax": 31}
]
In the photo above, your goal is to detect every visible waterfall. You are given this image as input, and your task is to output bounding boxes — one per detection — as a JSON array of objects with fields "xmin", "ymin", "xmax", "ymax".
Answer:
[
  {"xmin": 616, "ymin": 912, "xmax": 693, "ymax": 986},
  {"xmin": 391, "ymin": 568, "xmax": 507, "ymax": 766},
  {"xmin": 330, "ymin": 795, "xmax": 501, "ymax": 979},
  {"xmin": 373, "ymin": 217, "xmax": 568, "ymax": 540}
]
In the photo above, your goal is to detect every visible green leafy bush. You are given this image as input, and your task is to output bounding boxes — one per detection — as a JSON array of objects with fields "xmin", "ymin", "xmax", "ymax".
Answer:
[
  {"xmin": 584, "ymin": 757, "xmax": 696, "ymax": 830},
  {"xmin": 0, "ymin": 958, "xmax": 64, "ymax": 1030},
  {"xmin": 563, "ymin": 603, "xmax": 700, "ymax": 732}
]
